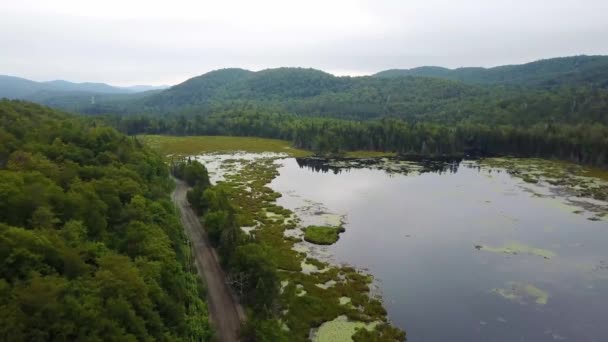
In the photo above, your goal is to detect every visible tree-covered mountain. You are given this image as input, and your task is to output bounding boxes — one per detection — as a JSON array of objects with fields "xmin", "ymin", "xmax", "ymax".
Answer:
[
  {"xmin": 117, "ymin": 63, "xmax": 607, "ymax": 126},
  {"xmin": 6, "ymin": 56, "xmax": 608, "ymax": 128},
  {"xmin": 134, "ymin": 67, "xmax": 488, "ymax": 120},
  {"xmin": 143, "ymin": 68, "xmax": 254, "ymax": 109},
  {"xmin": 0, "ymin": 75, "xmax": 167, "ymax": 99},
  {"xmin": 0, "ymin": 100, "xmax": 211, "ymax": 340},
  {"xmin": 374, "ymin": 55, "xmax": 608, "ymax": 88}
]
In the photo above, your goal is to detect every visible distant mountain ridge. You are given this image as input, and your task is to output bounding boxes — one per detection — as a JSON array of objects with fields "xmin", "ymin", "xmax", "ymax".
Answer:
[
  {"xmin": 0, "ymin": 75, "xmax": 169, "ymax": 99},
  {"xmin": 3, "ymin": 55, "xmax": 607, "ymax": 125},
  {"xmin": 374, "ymin": 55, "xmax": 608, "ymax": 87},
  {"xmin": 145, "ymin": 56, "xmax": 608, "ymax": 113}
]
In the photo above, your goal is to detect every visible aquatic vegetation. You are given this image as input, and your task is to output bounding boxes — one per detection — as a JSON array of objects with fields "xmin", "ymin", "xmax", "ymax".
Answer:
[
  {"xmin": 317, "ymin": 213, "xmax": 345, "ymax": 227},
  {"xmin": 304, "ymin": 225, "xmax": 346, "ymax": 245},
  {"xmin": 281, "ymin": 280, "xmax": 290, "ymax": 294},
  {"xmin": 524, "ymin": 284, "xmax": 550, "ymax": 305},
  {"xmin": 296, "ymin": 284, "xmax": 308, "ymax": 297},
  {"xmin": 339, "ymin": 297, "xmax": 352, "ymax": 305},
  {"xmin": 492, "ymin": 282, "xmax": 549, "ymax": 305},
  {"xmin": 316, "ymin": 280, "xmax": 337, "ymax": 290},
  {"xmin": 301, "ymin": 260, "xmax": 323, "ymax": 274},
  {"xmin": 479, "ymin": 157, "xmax": 608, "ymax": 217},
  {"xmin": 476, "ymin": 241, "xmax": 556, "ymax": 259},
  {"xmin": 312, "ymin": 315, "xmax": 378, "ymax": 342}
]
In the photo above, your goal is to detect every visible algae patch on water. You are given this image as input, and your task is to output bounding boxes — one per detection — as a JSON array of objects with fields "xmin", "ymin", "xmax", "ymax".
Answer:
[
  {"xmin": 339, "ymin": 297, "xmax": 352, "ymax": 305},
  {"xmin": 304, "ymin": 225, "xmax": 346, "ymax": 245},
  {"xmin": 492, "ymin": 282, "xmax": 549, "ymax": 305},
  {"xmin": 312, "ymin": 315, "xmax": 378, "ymax": 342},
  {"xmin": 316, "ymin": 280, "xmax": 337, "ymax": 290},
  {"xmin": 476, "ymin": 241, "xmax": 556, "ymax": 259}
]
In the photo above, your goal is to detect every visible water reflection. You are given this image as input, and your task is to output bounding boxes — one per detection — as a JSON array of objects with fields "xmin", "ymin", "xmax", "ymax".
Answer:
[{"xmin": 295, "ymin": 157, "xmax": 462, "ymax": 175}]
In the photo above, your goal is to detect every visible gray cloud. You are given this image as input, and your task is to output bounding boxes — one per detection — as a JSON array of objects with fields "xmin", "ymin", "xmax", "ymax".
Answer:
[{"xmin": 1, "ymin": 0, "xmax": 607, "ymax": 86}]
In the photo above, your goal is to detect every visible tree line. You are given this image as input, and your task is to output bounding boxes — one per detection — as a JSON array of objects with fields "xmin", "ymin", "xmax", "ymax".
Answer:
[{"xmin": 107, "ymin": 109, "xmax": 608, "ymax": 167}]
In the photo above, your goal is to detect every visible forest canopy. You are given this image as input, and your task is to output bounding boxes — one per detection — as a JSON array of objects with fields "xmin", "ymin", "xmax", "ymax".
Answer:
[{"xmin": 0, "ymin": 100, "xmax": 211, "ymax": 341}]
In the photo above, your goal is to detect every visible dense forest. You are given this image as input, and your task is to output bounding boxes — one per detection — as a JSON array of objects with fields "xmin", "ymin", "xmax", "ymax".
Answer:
[
  {"xmin": 0, "ymin": 100, "xmax": 211, "ymax": 340},
  {"xmin": 105, "ymin": 109, "xmax": 608, "ymax": 167},
  {"xmin": 134, "ymin": 70, "xmax": 608, "ymax": 125}
]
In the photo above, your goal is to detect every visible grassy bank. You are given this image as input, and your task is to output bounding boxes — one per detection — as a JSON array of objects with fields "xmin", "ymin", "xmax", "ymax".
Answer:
[
  {"xmin": 137, "ymin": 134, "xmax": 406, "ymax": 159},
  {"xmin": 138, "ymin": 135, "xmax": 312, "ymax": 157}
]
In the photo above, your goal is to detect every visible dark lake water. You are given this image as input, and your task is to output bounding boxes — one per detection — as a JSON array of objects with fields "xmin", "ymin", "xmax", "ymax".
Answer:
[{"xmin": 269, "ymin": 158, "xmax": 608, "ymax": 342}]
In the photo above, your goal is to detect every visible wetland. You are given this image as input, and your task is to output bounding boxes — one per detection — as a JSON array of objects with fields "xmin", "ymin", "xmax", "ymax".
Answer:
[{"xmin": 196, "ymin": 152, "xmax": 608, "ymax": 342}]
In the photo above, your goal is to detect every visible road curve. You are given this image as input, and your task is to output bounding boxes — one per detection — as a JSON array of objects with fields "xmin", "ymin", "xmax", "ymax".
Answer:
[{"xmin": 172, "ymin": 178, "xmax": 245, "ymax": 342}]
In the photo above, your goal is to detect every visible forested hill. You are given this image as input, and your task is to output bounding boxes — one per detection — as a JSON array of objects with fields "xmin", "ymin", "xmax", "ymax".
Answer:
[
  {"xmin": 6, "ymin": 56, "xmax": 608, "ymax": 127},
  {"xmin": 0, "ymin": 100, "xmax": 211, "ymax": 340},
  {"xmin": 140, "ymin": 67, "xmax": 354, "ymax": 111},
  {"xmin": 374, "ymin": 55, "xmax": 608, "ymax": 88},
  {"xmin": 143, "ymin": 68, "xmax": 254, "ymax": 109},
  {"xmin": 57, "ymin": 58, "xmax": 607, "ymax": 126}
]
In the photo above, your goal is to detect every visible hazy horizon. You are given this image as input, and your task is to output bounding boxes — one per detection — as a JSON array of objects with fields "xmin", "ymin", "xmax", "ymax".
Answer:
[
  {"xmin": 2, "ymin": 0, "xmax": 607, "ymax": 86},
  {"xmin": 2, "ymin": 54, "xmax": 606, "ymax": 88}
]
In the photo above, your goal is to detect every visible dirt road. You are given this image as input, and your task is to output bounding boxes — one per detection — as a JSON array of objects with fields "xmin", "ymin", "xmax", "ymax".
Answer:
[{"xmin": 172, "ymin": 178, "xmax": 245, "ymax": 341}]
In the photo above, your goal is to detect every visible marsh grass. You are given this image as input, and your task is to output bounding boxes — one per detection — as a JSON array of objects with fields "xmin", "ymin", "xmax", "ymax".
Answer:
[
  {"xmin": 202, "ymin": 155, "xmax": 403, "ymax": 341},
  {"xmin": 139, "ymin": 135, "xmax": 312, "ymax": 157}
]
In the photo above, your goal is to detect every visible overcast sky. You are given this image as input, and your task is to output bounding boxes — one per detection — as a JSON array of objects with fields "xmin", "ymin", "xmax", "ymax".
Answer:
[{"xmin": 1, "ymin": 0, "xmax": 607, "ymax": 86}]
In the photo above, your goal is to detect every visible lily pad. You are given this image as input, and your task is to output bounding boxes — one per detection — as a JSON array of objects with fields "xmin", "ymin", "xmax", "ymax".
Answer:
[{"xmin": 313, "ymin": 315, "xmax": 378, "ymax": 342}]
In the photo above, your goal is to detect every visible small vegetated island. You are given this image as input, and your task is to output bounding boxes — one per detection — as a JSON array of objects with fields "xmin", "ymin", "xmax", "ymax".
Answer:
[{"xmin": 304, "ymin": 226, "xmax": 346, "ymax": 245}]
